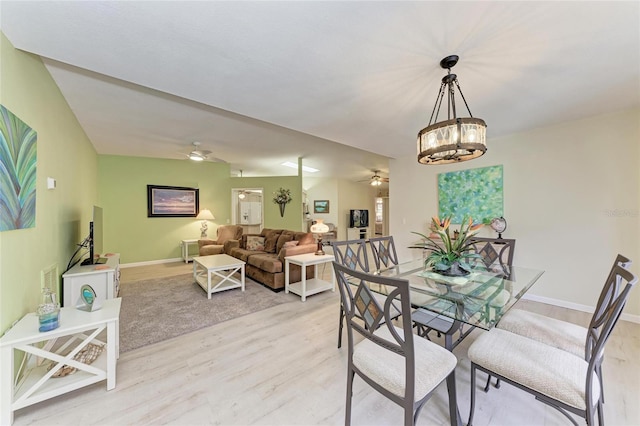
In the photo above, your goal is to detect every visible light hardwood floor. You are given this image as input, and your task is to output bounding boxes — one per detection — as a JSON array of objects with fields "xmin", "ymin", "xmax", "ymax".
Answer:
[{"xmin": 12, "ymin": 262, "xmax": 640, "ymax": 425}]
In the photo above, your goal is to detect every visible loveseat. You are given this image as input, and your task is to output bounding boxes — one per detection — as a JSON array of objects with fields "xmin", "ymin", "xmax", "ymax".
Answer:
[{"xmin": 225, "ymin": 228, "xmax": 317, "ymax": 291}]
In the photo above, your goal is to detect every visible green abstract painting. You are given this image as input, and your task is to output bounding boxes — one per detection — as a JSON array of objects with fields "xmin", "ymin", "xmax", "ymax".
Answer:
[
  {"xmin": 0, "ymin": 105, "xmax": 37, "ymax": 231},
  {"xmin": 438, "ymin": 165, "xmax": 503, "ymax": 224}
]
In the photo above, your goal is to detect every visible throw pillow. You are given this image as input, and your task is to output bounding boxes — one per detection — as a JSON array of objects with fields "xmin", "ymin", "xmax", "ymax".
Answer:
[
  {"xmin": 276, "ymin": 233, "xmax": 294, "ymax": 253},
  {"xmin": 246, "ymin": 236, "xmax": 265, "ymax": 251},
  {"xmin": 282, "ymin": 241, "xmax": 299, "ymax": 249},
  {"xmin": 264, "ymin": 234, "xmax": 280, "ymax": 253}
]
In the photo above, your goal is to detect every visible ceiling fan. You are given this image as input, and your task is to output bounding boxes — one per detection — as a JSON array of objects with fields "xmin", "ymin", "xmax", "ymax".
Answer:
[
  {"xmin": 183, "ymin": 142, "xmax": 226, "ymax": 163},
  {"xmin": 359, "ymin": 170, "xmax": 389, "ymax": 186}
]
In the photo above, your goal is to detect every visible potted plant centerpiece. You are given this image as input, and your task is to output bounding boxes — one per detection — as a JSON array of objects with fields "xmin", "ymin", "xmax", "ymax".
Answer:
[{"xmin": 412, "ymin": 215, "xmax": 484, "ymax": 276}]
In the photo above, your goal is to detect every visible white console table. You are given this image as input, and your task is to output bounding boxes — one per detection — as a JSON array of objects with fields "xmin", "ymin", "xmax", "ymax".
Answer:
[
  {"xmin": 0, "ymin": 298, "xmax": 121, "ymax": 425},
  {"xmin": 347, "ymin": 227, "xmax": 369, "ymax": 240},
  {"xmin": 62, "ymin": 253, "xmax": 120, "ymax": 308},
  {"xmin": 285, "ymin": 253, "xmax": 335, "ymax": 301}
]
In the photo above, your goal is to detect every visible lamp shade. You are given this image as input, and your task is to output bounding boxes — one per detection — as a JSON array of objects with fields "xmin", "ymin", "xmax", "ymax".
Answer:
[
  {"xmin": 196, "ymin": 209, "xmax": 215, "ymax": 220},
  {"xmin": 310, "ymin": 220, "xmax": 329, "ymax": 234}
]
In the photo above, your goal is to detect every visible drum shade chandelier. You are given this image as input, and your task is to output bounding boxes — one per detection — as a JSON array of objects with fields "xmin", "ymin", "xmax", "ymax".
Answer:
[{"xmin": 417, "ymin": 55, "xmax": 487, "ymax": 165}]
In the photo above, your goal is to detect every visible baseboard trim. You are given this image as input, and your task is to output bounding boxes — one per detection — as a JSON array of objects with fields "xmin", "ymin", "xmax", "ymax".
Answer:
[
  {"xmin": 523, "ymin": 294, "xmax": 640, "ymax": 324},
  {"xmin": 120, "ymin": 257, "xmax": 185, "ymax": 268}
]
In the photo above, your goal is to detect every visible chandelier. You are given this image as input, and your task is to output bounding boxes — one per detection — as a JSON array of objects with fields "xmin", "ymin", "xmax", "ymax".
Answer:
[{"xmin": 417, "ymin": 55, "xmax": 487, "ymax": 165}]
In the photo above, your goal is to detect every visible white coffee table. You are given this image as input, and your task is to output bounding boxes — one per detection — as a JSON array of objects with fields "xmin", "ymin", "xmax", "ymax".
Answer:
[
  {"xmin": 193, "ymin": 254, "xmax": 245, "ymax": 298},
  {"xmin": 285, "ymin": 253, "xmax": 335, "ymax": 301}
]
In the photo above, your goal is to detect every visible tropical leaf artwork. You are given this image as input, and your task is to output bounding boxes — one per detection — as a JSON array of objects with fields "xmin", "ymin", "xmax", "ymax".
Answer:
[
  {"xmin": 438, "ymin": 165, "xmax": 503, "ymax": 224},
  {"xmin": 0, "ymin": 105, "xmax": 37, "ymax": 231}
]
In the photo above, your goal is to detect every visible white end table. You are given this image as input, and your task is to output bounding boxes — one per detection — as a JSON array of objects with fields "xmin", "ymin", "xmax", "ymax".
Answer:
[
  {"xmin": 181, "ymin": 239, "xmax": 199, "ymax": 263},
  {"xmin": 285, "ymin": 253, "xmax": 335, "ymax": 301},
  {"xmin": 0, "ymin": 298, "xmax": 121, "ymax": 425}
]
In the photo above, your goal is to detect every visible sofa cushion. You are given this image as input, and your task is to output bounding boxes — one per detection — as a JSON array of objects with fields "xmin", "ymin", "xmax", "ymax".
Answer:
[
  {"xmin": 247, "ymin": 253, "xmax": 282, "ymax": 274},
  {"xmin": 246, "ymin": 236, "xmax": 265, "ymax": 251},
  {"xmin": 264, "ymin": 230, "xmax": 281, "ymax": 253},
  {"xmin": 276, "ymin": 233, "xmax": 294, "ymax": 253},
  {"xmin": 229, "ymin": 247, "xmax": 261, "ymax": 262},
  {"xmin": 295, "ymin": 232, "xmax": 315, "ymax": 246}
]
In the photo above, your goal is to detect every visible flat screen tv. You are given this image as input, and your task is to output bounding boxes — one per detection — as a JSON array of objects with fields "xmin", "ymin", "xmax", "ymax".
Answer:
[
  {"xmin": 349, "ymin": 209, "xmax": 369, "ymax": 228},
  {"xmin": 81, "ymin": 206, "xmax": 103, "ymax": 265}
]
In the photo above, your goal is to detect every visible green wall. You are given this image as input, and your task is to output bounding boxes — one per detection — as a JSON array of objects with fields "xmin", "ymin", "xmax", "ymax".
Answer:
[
  {"xmin": 98, "ymin": 156, "xmax": 304, "ymax": 263},
  {"xmin": 0, "ymin": 33, "xmax": 98, "ymax": 334}
]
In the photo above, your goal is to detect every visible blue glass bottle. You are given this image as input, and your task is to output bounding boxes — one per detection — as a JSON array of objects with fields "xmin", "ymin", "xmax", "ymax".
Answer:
[{"xmin": 37, "ymin": 288, "xmax": 60, "ymax": 332}]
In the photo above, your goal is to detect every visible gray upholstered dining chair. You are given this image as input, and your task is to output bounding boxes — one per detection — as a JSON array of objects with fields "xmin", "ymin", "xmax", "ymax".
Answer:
[
  {"xmin": 332, "ymin": 262, "xmax": 459, "ymax": 426},
  {"xmin": 331, "ymin": 239, "xmax": 401, "ymax": 348},
  {"xmin": 412, "ymin": 237, "xmax": 516, "ymax": 351},
  {"xmin": 494, "ymin": 254, "xmax": 632, "ymax": 397},
  {"xmin": 368, "ymin": 236, "xmax": 399, "ymax": 271},
  {"xmin": 467, "ymin": 261, "xmax": 637, "ymax": 426}
]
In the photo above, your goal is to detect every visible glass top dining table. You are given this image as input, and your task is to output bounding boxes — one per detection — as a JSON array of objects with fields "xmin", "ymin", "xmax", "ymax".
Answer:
[{"xmin": 372, "ymin": 258, "xmax": 545, "ymax": 333}]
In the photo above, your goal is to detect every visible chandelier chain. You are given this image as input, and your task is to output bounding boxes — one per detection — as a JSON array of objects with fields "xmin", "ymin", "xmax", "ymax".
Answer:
[{"xmin": 454, "ymin": 79, "xmax": 474, "ymax": 118}]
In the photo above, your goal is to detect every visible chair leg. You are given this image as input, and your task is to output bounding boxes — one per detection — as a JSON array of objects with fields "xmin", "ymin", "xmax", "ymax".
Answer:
[
  {"xmin": 483, "ymin": 374, "xmax": 501, "ymax": 392},
  {"xmin": 345, "ymin": 368, "xmax": 355, "ymax": 426},
  {"xmin": 338, "ymin": 306, "xmax": 345, "ymax": 349},
  {"xmin": 468, "ymin": 364, "xmax": 477, "ymax": 426},
  {"xmin": 445, "ymin": 370, "xmax": 461, "ymax": 426},
  {"xmin": 483, "ymin": 374, "xmax": 492, "ymax": 392}
]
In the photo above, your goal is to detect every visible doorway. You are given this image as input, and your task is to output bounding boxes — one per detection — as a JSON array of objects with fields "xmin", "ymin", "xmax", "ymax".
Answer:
[{"xmin": 231, "ymin": 188, "xmax": 264, "ymax": 234}]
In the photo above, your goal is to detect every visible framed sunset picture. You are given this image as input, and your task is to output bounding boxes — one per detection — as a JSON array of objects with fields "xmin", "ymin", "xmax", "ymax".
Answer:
[{"xmin": 147, "ymin": 185, "xmax": 199, "ymax": 217}]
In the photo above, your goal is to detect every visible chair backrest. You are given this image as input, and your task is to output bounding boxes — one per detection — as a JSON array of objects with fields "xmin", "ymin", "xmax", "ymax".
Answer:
[
  {"xmin": 368, "ymin": 236, "xmax": 399, "ymax": 271},
  {"xmin": 216, "ymin": 225, "xmax": 243, "ymax": 244},
  {"xmin": 332, "ymin": 261, "xmax": 416, "ymax": 400},
  {"xmin": 586, "ymin": 254, "xmax": 633, "ymax": 359},
  {"xmin": 468, "ymin": 237, "xmax": 516, "ymax": 277},
  {"xmin": 583, "ymin": 262, "xmax": 636, "ymax": 406},
  {"xmin": 330, "ymin": 239, "xmax": 370, "ymax": 272}
]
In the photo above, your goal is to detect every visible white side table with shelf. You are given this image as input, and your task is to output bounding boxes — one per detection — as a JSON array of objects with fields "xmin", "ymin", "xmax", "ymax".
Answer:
[
  {"xmin": 62, "ymin": 253, "xmax": 120, "ymax": 308},
  {"xmin": 285, "ymin": 253, "xmax": 335, "ymax": 301},
  {"xmin": 0, "ymin": 298, "xmax": 121, "ymax": 425},
  {"xmin": 181, "ymin": 239, "xmax": 199, "ymax": 263}
]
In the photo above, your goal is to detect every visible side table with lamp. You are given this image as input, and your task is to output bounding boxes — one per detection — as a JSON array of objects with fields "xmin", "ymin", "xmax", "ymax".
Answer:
[{"xmin": 285, "ymin": 220, "xmax": 334, "ymax": 301}]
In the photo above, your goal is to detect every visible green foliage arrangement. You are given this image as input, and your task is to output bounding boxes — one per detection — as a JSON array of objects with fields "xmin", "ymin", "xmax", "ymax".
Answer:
[
  {"xmin": 272, "ymin": 187, "xmax": 293, "ymax": 205},
  {"xmin": 412, "ymin": 215, "xmax": 484, "ymax": 274}
]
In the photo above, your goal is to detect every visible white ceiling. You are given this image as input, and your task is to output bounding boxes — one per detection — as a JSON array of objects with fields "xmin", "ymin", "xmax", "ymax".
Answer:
[{"xmin": 1, "ymin": 1, "xmax": 639, "ymax": 181}]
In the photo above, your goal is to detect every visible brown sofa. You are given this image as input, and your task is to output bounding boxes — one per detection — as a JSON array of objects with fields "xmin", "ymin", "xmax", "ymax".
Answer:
[
  {"xmin": 198, "ymin": 225, "xmax": 243, "ymax": 256},
  {"xmin": 225, "ymin": 228, "xmax": 317, "ymax": 291}
]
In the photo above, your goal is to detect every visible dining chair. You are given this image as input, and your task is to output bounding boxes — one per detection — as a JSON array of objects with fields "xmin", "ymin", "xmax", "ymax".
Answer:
[
  {"xmin": 331, "ymin": 239, "xmax": 400, "ymax": 348},
  {"xmin": 332, "ymin": 262, "xmax": 459, "ymax": 426},
  {"xmin": 493, "ymin": 254, "xmax": 632, "ymax": 397},
  {"xmin": 412, "ymin": 237, "xmax": 516, "ymax": 351},
  {"xmin": 368, "ymin": 236, "xmax": 399, "ymax": 271},
  {"xmin": 467, "ymin": 262, "xmax": 637, "ymax": 426},
  {"xmin": 467, "ymin": 237, "xmax": 516, "ymax": 278}
]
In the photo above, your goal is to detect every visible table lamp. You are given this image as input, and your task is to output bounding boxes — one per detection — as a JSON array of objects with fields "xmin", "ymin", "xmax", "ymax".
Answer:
[
  {"xmin": 310, "ymin": 219, "xmax": 330, "ymax": 255},
  {"xmin": 196, "ymin": 209, "xmax": 215, "ymax": 238}
]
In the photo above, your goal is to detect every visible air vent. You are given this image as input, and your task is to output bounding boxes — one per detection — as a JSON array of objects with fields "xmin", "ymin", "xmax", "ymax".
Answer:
[{"xmin": 41, "ymin": 264, "xmax": 59, "ymax": 292}]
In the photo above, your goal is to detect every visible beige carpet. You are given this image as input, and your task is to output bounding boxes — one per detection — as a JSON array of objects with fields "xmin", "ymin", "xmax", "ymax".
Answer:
[{"xmin": 118, "ymin": 273, "xmax": 293, "ymax": 352}]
